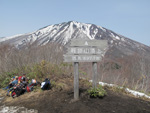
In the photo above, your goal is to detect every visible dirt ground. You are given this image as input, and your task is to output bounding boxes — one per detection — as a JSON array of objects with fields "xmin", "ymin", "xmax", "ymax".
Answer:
[{"xmin": 1, "ymin": 77, "xmax": 150, "ymax": 113}]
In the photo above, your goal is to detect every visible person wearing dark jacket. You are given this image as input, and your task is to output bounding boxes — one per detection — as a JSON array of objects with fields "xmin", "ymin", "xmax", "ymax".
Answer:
[{"xmin": 14, "ymin": 80, "xmax": 27, "ymax": 96}]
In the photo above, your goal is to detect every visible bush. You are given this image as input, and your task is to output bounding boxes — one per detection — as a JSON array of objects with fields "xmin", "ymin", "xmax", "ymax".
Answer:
[
  {"xmin": 0, "ymin": 60, "xmax": 73, "ymax": 89},
  {"xmin": 50, "ymin": 80, "xmax": 56, "ymax": 88},
  {"xmin": 88, "ymin": 85, "xmax": 107, "ymax": 98},
  {"xmin": 110, "ymin": 86, "xmax": 126, "ymax": 94}
]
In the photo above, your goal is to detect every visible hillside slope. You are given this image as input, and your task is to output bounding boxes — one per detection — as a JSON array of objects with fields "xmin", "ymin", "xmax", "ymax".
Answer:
[{"xmin": 1, "ymin": 76, "xmax": 150, "ymax": 113}]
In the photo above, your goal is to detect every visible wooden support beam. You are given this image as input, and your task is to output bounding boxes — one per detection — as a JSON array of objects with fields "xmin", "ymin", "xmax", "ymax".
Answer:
[
  {"xmin": 74, "ymin": 62, "xmax": 79, "ymax": 100},
  {"xmin": 92, "ymin": 62, "xmax": 97, "ymax": 88}
]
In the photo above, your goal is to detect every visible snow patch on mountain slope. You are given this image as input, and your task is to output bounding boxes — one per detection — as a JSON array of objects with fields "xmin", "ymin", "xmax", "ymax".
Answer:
[
  {"xmin": 71, "ymin": 21, "xmax": 92, "ymax": 39},
  {"xmin": 121, "ymin": 38, "xmax": 125, "ymax": 41},
  {"xmin": 91, "ymin": 28, "xmax": 98, "ymax": 39},
  {"xmin": 109, "ymin": 32, "xmax": 121, "ymax": 40},
  {"xmin": 115, "ymin": 36, "xmax": 120, "ymax": 40},
  {"xmin": 98, "ymin": 26, "xmax": 106, "ymax": 32},
  {"xmin": 0, "ymin": 34, "xmax": 23, "ymax": 42},
  {"xmin": 61, "ymin": 23, "xmax": 74, "ymax": 45}
]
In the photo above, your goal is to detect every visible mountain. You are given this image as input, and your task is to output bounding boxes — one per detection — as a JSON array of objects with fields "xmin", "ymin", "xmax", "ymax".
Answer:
[{"xmin": 0, "ymin": 21, "xmax": 150, "ymax": 58}]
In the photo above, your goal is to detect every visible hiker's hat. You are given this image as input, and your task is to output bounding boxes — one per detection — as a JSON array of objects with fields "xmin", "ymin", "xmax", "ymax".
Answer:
[{"xmin": 32, "ymin": 79, "xmax": 36, "ymax": 83}]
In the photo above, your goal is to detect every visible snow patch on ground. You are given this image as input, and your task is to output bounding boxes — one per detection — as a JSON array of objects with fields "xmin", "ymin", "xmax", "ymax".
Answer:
[
  {"xmin": 89, "ymin": 80, "xmax": 150, "ymax": 99},
  {"xmin": 0, "ymin": 105, "xmax": 38, "ymax": 113},
  {"xmin": 98, "ymin": 81, "xmax": 150, "ymax": 99},
  {"xmin": 0, "ymin": 94, "xmax": 38, "ymax": 113},
  {"xmin": 0, "ymin": 97, "xmax": 3, "ymax": 103}
]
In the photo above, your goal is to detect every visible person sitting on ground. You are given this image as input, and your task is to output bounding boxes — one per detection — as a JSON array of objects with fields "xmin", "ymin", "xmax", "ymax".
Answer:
[
  {"xmin": 13, "ymin": 78, "xmax": 28, "ymax": 97},
  {"xmin": 18, "ymin": 73, "xmax": 27, "ymax": 83},
  {"xmin": 26, "ymin": 79, "xmax": 39, "ymax": 92},
  {"xmin": 11, "ymin": 76, "xmax": 18, "ymax": 85},
  {"xmin": 21, "ymin": 73, "xmax": 26, "ymax": 80},
  {"xmin": 21, "ymin": 75, "xmax": 28, "ymax": 86},
  {"xmin": 6, "ymin": 77, "xmax": 18, "ymax": 96},
  {"xmin": 8, "ymin": 76, "xmax": 18, "ymax": 88}
]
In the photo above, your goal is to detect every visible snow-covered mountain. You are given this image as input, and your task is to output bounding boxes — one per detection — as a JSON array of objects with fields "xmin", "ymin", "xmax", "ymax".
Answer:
[{"xmin": 0, "ymin": 21, "xmax": 150, "ymax": 58}]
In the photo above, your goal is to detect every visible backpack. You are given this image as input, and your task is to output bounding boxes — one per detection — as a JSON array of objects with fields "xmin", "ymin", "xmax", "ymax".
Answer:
[
  {"xmin": 18, "ymin": 76, "xmax": 22, "ymax": 83},
  {"xmin": 41, "ymin": 78, "xmax": 51, "ymax": 90}
]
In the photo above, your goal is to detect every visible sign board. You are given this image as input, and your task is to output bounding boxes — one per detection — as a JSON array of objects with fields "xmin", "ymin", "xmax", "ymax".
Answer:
[
  {"xmin": 64, "ymin": 39, "xmax": 108, "ymax": 62},
  {"xmin": 70, "ymin": 39, "xmax": 107, "ymax": 47},
  {"xmin": 64, "ymin": 55, "xmax": 102, "ymax": 62},
  {"xmin": 67, "ymin": 47, "xmax": 104, "ymax": 55}
]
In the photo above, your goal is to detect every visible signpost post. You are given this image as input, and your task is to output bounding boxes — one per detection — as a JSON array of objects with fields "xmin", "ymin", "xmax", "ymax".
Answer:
[
  {"xmin": 74, "ymin": 62, "xmax": 79, "ymax": 100},
  {"xmin": 63, "ymin": 39, "xmax": 108, "ymax": 100}
]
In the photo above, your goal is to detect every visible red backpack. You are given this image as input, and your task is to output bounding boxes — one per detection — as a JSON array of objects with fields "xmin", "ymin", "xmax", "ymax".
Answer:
[{"xmin": 18, "ymin": 76, "xmax": 22, "ymax": 83}]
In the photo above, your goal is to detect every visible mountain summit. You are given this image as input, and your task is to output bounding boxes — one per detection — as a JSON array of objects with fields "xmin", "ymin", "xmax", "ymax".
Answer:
[{"xmin": 0, "ymin": 21, "xmax": 150, "ymax": 58}]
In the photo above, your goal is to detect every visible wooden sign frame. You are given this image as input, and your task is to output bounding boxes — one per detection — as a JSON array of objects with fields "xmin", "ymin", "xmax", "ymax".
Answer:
[{"xmin": 63, "ymin": 39, "xmax": 108, "ymax": 100}]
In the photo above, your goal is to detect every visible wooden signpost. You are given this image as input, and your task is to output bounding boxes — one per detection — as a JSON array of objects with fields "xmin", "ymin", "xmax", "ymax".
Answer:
[{"xmin": 63, "ymin": 39, "xmax": 108, "ymax": 100}]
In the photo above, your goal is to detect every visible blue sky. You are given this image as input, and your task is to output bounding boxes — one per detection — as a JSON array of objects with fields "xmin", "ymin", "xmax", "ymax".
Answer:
[{"xmin": 0, "ymin": 0, "xmax": 150, "ymax": 45}]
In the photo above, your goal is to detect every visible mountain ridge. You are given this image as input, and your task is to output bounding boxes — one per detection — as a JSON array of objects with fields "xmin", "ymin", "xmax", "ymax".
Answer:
[{"xmin": 0, "ymin": 21, "xmax": 150, "ymax": 59}]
